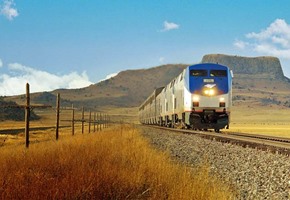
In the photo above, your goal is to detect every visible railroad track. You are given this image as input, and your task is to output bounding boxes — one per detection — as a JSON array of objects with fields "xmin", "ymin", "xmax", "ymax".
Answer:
[{"xmin": 147, "ymin": 125, "xmax": 290, "ymax": 156}]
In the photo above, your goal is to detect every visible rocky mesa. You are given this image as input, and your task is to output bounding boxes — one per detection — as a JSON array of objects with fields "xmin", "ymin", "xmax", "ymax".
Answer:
[{"xmin": 202, "ymin": 54, "xmax": 286, "ymax": 80}]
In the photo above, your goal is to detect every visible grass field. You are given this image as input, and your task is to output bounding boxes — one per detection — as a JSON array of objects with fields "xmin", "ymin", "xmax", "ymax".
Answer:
[
  {"xmin": 0, "ymin": 124, "xmax": 235, "ymax": 199},
  {"xmin": 0, "ymin": 109, "xmax": 92, "ymax": 147},
  {"xmin": 2, "ymin": 104, "xmax": 290, "ymax": 147},
  {"xmin": 225, "ymin": 105, "xmax": 290, "ymax": 137},
  {"xmin": 1, "ymin": 104, "xmax": 289, "ymax": 199}
]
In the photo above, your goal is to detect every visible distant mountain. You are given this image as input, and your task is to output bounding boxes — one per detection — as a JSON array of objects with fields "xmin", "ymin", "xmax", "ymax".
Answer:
[{"xmin": 5, "ymin": 54, "xmax": 290, "ymax": 110}]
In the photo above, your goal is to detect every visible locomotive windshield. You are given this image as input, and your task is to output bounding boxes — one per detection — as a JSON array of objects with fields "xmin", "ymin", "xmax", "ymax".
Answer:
[
  {"xmin": 190, "ymin": 70, "xmax": 207, "ymax": 77},
  {"xmin": 210, "ymin": 70, "xmax": 227, "ymax": 77}
]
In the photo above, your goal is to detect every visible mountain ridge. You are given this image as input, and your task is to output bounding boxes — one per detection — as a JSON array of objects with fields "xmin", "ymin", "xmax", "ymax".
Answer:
[{"xmin": 4, "ymin": 54, "xmax": 290, "ymax": 112}]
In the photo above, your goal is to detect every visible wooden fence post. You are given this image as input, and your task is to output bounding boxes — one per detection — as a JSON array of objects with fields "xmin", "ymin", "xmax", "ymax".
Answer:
[
  {"xmin": 104, "ymin": 114, "xmax": 106, "ymax": 128},
  {"xmin": 82, "ymin": 107, "xmax": 84, "ymax": 134},
  {"xmin": 94, "ymin": 112, "xmax": 96, "ymax": 132},
  {"xmin": 89, "ymin": 110, "xmax": 91, "ymax": 133},
  {"xmin": 25, "ymin": 83, "xmax": 30, "ymax": 148},
  {"xmin": 100, "ymin": 113, "xmax": 102, "ymax": 131},
  {"xmin": 108, "ymin": 115, "xmax": 110, "ymax": 128},
  {"xmin": 72, "ymin": 104, "xmax": 74, "ymax": 135},
  {"xmin": 55, "ymin": 93, "xmax": 60, "ymax": 140},
  {"xmin": 97, "ymin": 112, "xmax": 99, "ymax": 131},
  {"xmin": 103, "ymin": 113, "xmax": 105, "ymax": 129},
  {"xmin": 107, "ymin": 114, "xmax": 109, "ymax": 128}
]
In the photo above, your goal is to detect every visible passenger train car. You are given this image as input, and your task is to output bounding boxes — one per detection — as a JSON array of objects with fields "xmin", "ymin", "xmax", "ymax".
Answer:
[{"xmin": 139, "ymin": 63, "xmax": 233, "ymax": 132}]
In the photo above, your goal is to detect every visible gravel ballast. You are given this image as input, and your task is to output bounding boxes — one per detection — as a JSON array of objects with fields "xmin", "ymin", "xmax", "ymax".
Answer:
[{"xmin": 139, "ymin": 126, "xmax": 290, "ymax": 200}]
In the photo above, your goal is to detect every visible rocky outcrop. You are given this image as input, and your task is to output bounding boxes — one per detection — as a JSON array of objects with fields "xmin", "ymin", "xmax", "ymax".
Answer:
[{"xmin": 202, "ymin": 54, "xmax": 285, "ymax": 79}]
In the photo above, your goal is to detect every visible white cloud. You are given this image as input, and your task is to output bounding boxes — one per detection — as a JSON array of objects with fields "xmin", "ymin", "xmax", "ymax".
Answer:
[
  {"xmin": 246, "ymin": 19, "xmax": 290, "ymax": 44},
  {"xmin": 105, "ymin": 72, "xmax": 118, "ymax": 79},
  {"xmin": 161, "ymin": 21, "xmax": 179, "ymax": 32},
  {"xmin": 0, "ymin": 63, "xmax": 93, "ymax": 96},
  {"xmin": 233, "ymin": 40, "xmax": 249, "ymax": 50},
  {"xmin": 234, "ymin": 19, "xmax": 290, "ymax": 59},
  {"xmin": 0, "ymin": 58, "xmax": 3, "ymax": 67},
  {"xmin": 0, "ymin": 0, "xmax": 19, "ymax": 20},
  {"xmin": 98, "ymin": 72, "xmax": 119, "ymax": 82}
]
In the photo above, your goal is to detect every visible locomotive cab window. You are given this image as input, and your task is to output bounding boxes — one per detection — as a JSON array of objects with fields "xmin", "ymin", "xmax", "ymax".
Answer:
[
  {"xmin": 210, "ymin": 70, "xmax": 227, "ymax": 77},
  {"xmin": 190, "ymin": 70, "xmax": 207, "ymax": 77}
]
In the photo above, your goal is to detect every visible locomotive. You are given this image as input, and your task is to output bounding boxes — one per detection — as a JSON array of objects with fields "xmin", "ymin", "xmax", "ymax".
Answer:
[{"xmin": 139, "ymin": 63, "xmax": 233, "ymax": 132}]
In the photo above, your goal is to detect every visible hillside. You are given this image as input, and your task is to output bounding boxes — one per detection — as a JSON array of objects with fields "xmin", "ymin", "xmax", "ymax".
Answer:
[
  {"xmin": 49, "ymin": 64, "xmax": 188, "ymax": 109},
  {"xmin": 0, "ymin": 98, "xmax": 40, "ymax": 121},
  {"xmin": 5, "ymin": 54, "xmax": 290, "ymax": 111}
]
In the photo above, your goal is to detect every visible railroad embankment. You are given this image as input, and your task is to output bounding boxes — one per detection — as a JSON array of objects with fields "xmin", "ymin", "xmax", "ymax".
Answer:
[{"xmin": 140, "ymin": 126, "xmax": 290, "ymax": 199}]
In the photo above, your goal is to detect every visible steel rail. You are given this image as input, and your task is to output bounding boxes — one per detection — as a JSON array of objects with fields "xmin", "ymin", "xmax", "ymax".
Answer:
[{"xmin": 144, "ymin": 125, "xmax": 290, "ymax": 156}]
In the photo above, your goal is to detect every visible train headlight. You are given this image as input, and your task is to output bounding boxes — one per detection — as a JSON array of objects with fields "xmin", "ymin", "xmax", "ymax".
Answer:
[
  {"xmin": 219, "ymin": 97, "xmax": 226, "ymax": 107},
  {"xmin": 192, "ymin": 96, "xmax": 199, "ymax": 107},
  {"xmin": 203, "ymin": 89, "xmax": 215, "ymax": 96}
]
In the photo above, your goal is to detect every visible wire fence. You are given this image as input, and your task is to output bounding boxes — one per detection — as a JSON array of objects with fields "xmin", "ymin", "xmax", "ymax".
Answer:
[{"xmin": 0, "ymin": 83, "xmax": 110, "ymax": 148}]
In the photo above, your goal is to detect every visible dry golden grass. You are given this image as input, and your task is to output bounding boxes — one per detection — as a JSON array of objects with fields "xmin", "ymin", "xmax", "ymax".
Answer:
[
  {"xmin": 225, "ymin": 105, "xmax": 290, "ymax": 138},
  {"xmin": 0, "ymin": 109, "xmax": 93, "ymax": 147},
  {"xmin": 0, "ymin": 125, "xmax": 235, "ymax": 199}
]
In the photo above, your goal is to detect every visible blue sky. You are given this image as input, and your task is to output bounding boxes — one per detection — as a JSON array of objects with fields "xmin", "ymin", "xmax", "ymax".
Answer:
[{"xmin": 1, "ymin": 0, "xmax": 290, "ymax": 95}]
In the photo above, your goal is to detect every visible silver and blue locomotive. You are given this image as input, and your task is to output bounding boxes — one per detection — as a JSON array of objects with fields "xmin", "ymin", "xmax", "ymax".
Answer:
[{"xmin": 139, "ymin": 63, "xmax": 233, "ymax": 132}]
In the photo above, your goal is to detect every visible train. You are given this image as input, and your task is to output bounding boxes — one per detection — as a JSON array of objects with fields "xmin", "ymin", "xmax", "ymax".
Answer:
[{"xmin": 138, "ymin": 63, "xmax": 233, "ymax": 132}]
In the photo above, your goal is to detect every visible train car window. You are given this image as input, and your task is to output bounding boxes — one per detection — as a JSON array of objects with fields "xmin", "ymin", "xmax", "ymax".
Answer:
[
  {"xmin": 210, "ymin": 70, "xmax": 227, "ymax": 77},
  {"xmin": 190, "ymin": 70, "xmax": 207, "ymax": 76}
]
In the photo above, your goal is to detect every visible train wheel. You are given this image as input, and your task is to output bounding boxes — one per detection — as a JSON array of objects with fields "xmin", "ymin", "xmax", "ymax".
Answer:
[{"xmin": 215, "ymin": 129, "xmax": 220, "ymax": 133}]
